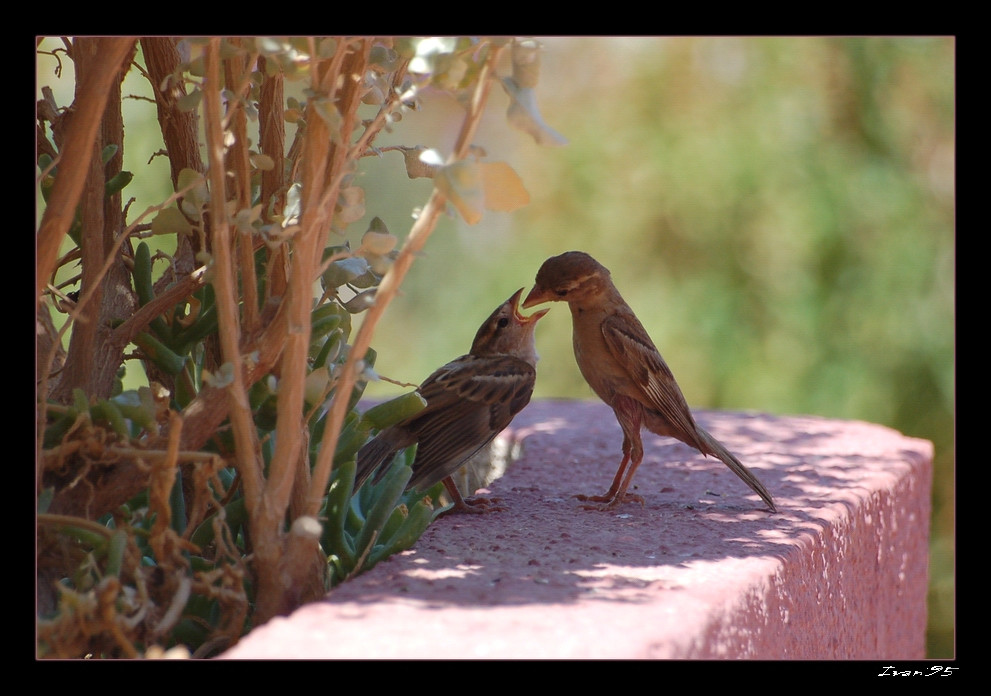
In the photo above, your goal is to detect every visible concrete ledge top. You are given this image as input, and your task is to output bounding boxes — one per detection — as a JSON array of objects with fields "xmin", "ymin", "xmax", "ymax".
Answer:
[{"xmin": 220, "ymin": 399, "xmax": 934, "ymax": 660}]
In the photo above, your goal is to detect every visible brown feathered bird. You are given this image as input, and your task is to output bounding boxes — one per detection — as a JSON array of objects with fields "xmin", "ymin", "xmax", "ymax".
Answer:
[
  {"xmin": 355, "ymin": 288, "xmax": 548, "ymax": 513},
  {"xmin": 522, "ymin": 251, "xmax": 776, "ymax": 512}
]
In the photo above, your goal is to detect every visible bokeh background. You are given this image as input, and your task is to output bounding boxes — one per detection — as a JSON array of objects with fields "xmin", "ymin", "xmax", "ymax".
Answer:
[
  {"xmin": 358, "ymin": 37, "xmax": 954, "ymax": 658},
  {"xmin": 37, "ymin": 36, "xmax": 955, "ymax": 656}
]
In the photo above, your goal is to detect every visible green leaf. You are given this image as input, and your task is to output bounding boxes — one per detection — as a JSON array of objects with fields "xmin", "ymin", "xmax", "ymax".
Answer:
[
  {"xmin": 360, "ymin": 392, "xmax": 427, "ymax": 431},
  {"xmin": 111, "ymin": 388, "xmax": 159, "ymax": 430},
  {"xmin": 133, "ymin": 332, "xmax": 188, "ymax": 376},
  {"xmin": 304, "ymin": 367, "xmax": 332, "ymax": 406},
  {"xmin": 177, "ymin": 89, "xmax": 203, "ymax": 113},
  {"xmin": 151, "ymin": 207, "xmax": 193, "ymax": 237},
  {"xmin": 101, "ymin": 143, "xmax": 120, "ymax": 164},
  {"xmin": 104, "ymin": 171, "xmax": 133, "ymax": 197},
  {"xmin": 177, "ymin": 168, "xmax": 209, "ymax": 210}
]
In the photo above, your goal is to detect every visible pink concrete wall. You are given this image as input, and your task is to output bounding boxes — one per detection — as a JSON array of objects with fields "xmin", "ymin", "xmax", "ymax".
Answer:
[{"xmin": 220, "ymin": 400, "xmax": 933, "ymax": 659}]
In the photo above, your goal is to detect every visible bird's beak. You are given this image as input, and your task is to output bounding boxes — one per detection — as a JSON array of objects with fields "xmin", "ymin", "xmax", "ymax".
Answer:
[
  {"xmin": 510, "ymin": 287, "xmax": 549, "ymax": 323},
  {"xmin": 521, "ymin": 285, "xmax": 553, "ymax": 310}
]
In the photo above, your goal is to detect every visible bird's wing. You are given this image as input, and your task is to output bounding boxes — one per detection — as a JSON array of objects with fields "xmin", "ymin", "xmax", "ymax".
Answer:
[
  {"xmin": 403, "ymin": 354, "xmax": 536, "ymax": 491},
  {"xmin": 600, "ymin": 313, "xmax": 706, "ymax": 451}
]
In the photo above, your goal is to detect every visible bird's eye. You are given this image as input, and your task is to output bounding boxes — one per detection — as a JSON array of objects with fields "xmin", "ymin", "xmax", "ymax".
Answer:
[
  {"xmin": 497, "ymin": 317, "xmax": 510, "ymax": 328},
  {"xmin": 555, "ymin": 289, "xmax": 568, "ymax": 296}
]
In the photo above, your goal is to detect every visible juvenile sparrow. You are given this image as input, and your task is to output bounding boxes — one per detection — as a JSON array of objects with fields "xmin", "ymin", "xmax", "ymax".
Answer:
[
  {"xmin": 355, "ymin": 288, "xmax": 548, "ymax": 513},
  {"xmin": 522, "ymin": 251, "xmax": 776, "ymax": 512}
]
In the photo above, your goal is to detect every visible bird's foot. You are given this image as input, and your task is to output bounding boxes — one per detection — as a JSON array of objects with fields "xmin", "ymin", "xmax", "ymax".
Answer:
[
  {"xmin": 576, "ymin": 492, "xmax": 645, "ymax": 511},
  {"xmin": 440, "ymin": 495, "xmax": 506, "ymax": 516}
]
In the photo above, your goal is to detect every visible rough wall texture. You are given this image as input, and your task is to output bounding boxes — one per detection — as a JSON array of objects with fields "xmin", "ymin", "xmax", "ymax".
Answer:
[{"xmin": 220, "ymin": 400, "xmax": 933, "ymax": 659}]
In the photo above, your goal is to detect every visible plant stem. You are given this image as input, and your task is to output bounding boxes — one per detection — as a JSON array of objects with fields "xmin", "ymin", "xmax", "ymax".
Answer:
[{"xmin": 306, "ymin": 41, "xmax": 507, "ymax": 516}]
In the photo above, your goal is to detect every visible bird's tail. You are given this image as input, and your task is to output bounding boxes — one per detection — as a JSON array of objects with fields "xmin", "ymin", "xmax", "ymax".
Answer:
[
  {"xmin": 354, "ymin": 433, "xmax": 402, "ymax": 492},
  {"xmin": 697, "ymin": 427, "xmax": 777, "ymax": 512}
]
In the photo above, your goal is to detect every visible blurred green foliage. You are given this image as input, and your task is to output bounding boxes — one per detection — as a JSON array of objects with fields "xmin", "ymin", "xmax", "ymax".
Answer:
[{"xmin": 357, "ymin": 37, "xmax": 955, "ymax": 658}]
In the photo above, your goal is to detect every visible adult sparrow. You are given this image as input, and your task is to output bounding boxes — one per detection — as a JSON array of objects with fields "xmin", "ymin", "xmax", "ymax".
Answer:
[
  {"xmin": 355, "ymin": 288, "xmax": 548, "ymax": 513},
  {"xmin": 522, "ymin": 251, "xmax": 776, "ymax": 512}
]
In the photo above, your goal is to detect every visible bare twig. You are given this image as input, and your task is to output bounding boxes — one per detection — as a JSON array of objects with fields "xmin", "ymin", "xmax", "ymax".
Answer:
[
  {"xmin": 201, "ymin": 39, "xmax": 263, "ymax": 508},
  {"xmin": 36, "ymin": 38, "xmax": 136, "ymax": 306},
  {"xmin": 306, "ymin": 41, "xmax": 507, "ymax": 516}
]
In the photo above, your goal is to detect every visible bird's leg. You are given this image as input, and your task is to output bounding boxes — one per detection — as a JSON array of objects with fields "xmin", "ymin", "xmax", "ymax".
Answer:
[
  {"xmin": 577, "ymin": 448, "xmax": 629, "ymax": 502},
  {"xmin": 606, "ymin": 442, "xmax": 645, "ymax": 508},
  {"xmin": 438, "ymin": 476, "xmax": 505, "ymax": 515},
  {"xmin": 580, "ymin": 396, "xmax": 646, "ymax": 510}
]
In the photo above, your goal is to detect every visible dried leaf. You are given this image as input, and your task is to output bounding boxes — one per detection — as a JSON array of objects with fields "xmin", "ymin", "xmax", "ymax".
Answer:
[
  {"xmin": 250, "ymin": 153, "xmax": 275, "ymax": 171},
  {"xmin": 481, "ymin": 161, "xmax": 530, "ymax": 212},
  {"xmin": 401, "ymin": 146, "xmax": 441, "ymax": 179}
]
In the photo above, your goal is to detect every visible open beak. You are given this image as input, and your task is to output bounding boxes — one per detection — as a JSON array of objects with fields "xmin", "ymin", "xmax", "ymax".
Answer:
[
  {"xmin": 510, "ymin": 287, "xmax": 549, "ymax": 323},
  {"xmin": 521, "ymin": 284, "xmax": 554, "ymax": 310}
]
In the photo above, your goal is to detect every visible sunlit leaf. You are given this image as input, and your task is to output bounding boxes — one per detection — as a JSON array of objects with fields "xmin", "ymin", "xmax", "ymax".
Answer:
[
  {"xmin": 304, "ymin": 366, "xmax": 332, "ymax": 406},
  {"xmin": 480, "ymin": 161, "xmax": 530, "ymax": 212},
  {"xmin": 360, "ymin": 218, "xmax": 397, "ymax": 255},
  {"xmin": 399, "ymin": 146, "xmax": 440, "ymax": 179},
  {"xmin": 408, "ymin": 37, "xmax": 460, "ymax": 74},
  {"xmin": 284, "ymin": 182, "xmax": 302, "ymax": 225}
]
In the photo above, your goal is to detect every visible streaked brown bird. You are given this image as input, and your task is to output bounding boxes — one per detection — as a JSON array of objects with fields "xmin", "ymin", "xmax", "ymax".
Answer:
[
  {"xmin": 355, "ymin": 288, "xmax": 548, "ymax": 513},
  {"xmin": 522, "ymin": 251, "xmax": 776, "ymax": 512}
]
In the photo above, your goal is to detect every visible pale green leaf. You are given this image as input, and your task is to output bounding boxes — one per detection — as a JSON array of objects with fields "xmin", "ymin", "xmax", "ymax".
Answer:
[
  {"xmin": 502, "ymin": 78, "xmax": 568, "ymax": 147},
  {"xmin": 304, "ymin": 367, "xmax": 332, "ymax": 406},
  {"xmin": 323, "ymin": 256, "xmax": 370, "ymax": 289},
  {"xmin": 177, "ymin": 90, "xmax": 202, "ymax": 113},
  {"xmin": 151, "ymin": 207, "xmax": 193, "ymax": 237},
  {"xmin": 177, "ymin": 168, "xmax": 209, "ymax": 208}
]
